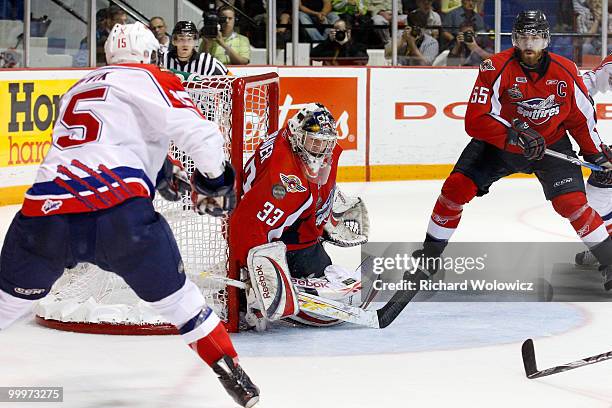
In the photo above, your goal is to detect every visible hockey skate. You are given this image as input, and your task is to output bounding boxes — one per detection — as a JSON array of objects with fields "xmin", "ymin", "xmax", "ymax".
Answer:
[
  {"xmin": 599, "ymin": 265, "xmax": 612, "ymax": 291},
  {"xmin": 212, "ymin": 355, "xmax": 260, "ymax": 408},
  {"xmin": 575, "ymin": 250, "xmax": 599, "ymax": 267}
]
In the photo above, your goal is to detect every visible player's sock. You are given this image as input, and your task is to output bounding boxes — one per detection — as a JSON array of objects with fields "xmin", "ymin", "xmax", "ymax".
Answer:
[
  {"xmin": 427, "ymin": 172, "xmax": 478, "ymax": 243},
  {"xmin": 179, "ymin": 307, "xmax": 237, "ymax": 366},
  {"xmin": 552, "ymin": 192, "xmax": 608, "ymax": 246}
]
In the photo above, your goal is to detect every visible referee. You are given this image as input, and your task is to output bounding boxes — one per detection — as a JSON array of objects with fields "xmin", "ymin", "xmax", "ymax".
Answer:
[{"xmin": 161, "ymin": 21, "xmax": 228, "ymax": 76}]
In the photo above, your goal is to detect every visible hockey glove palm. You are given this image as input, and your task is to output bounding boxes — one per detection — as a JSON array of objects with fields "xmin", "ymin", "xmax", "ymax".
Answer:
[
  {"xmin": 156, "ymin": 155, "xmax": 191, "ymax": 202},
  {"xmin": 507, "ymin": 119, "xmax": 546, "ymax": 160},
  {"xmin": 191, "ymin": 162, "xmax": 236, "ymax": 217}
]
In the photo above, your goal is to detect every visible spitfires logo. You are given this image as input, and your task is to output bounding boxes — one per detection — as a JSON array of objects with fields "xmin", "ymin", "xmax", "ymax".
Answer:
[
  {"xmin": 514, "ymin": 95, "xmax": 561, "ymax": 125},
  {"xmin": 280, "ymin": 173, "xmax": 307, "ymax": 193}
]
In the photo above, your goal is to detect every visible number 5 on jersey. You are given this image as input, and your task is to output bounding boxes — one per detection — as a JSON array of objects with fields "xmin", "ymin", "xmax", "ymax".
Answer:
[
  {"xmin": 470, "ymin": 86, "xmax": 489, "ymax": 104},
  {"xmin": 257, "ymin": 201, "xmax": 284, "ymax": 226}
]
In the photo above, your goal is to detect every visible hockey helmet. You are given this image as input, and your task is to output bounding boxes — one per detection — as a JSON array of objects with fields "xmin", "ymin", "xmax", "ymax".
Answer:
[
  {"xmin": 512, "ymin": 10, "xmax": 550, "ymax": 51},
  {"xmin": 287, "ymin": 103, "xmax": 338, "ymax": 184},
  {"xmin": 172, "ymin": 20, "xmax": 198, "ymax": 39},
  {"xmin": 105, "ymin": 22, "xmax": 160, "ymax": 64}
]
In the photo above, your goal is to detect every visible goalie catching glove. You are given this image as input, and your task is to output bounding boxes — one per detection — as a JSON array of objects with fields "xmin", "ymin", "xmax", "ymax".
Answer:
[
  {"xmin": 156, "ymin": 155, "xmax": 191, "ymax": 201},
  {"xmin": 191, "ymin": 161, "xmax": 237, "ymax": 217},
  {"xmin": 323, "ymin": 188, "xmax": 370, "ymax": 247}
]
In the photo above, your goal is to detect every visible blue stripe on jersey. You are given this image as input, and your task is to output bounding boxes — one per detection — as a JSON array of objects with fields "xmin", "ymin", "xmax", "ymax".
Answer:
[
  {"xmin": 179, "ymin": 306, "xmax": 214, "ymax": 335},
  {"xmin": 27, "ymin": 166, "xmax": 154, "ymax": 197}
]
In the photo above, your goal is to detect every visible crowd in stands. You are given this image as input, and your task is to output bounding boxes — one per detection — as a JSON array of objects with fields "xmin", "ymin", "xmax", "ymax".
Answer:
[{"xmin": 1, "ymin": 0, "xmax": 611, "ymax": 68}]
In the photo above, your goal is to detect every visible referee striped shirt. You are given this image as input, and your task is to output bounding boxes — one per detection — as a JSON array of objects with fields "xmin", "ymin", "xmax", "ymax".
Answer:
[{"xmin": 161, "ymin": 50, "xmax": 229, "ymax": 76}]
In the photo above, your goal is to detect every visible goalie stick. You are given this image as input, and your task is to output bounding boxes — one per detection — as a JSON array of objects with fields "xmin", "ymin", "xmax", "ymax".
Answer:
[
  {"xmin": 521, "ymin": 338, "xmax": 612, "ymax": 379},
  {"xmin": 200, "ymin": 269, "xmax": 425, "ymax": 329}
]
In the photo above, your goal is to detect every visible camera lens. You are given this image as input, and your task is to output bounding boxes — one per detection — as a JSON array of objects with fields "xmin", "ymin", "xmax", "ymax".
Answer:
[{"xmin": 335, "ymin": 30, "xmax": 346, "ymax": 42}]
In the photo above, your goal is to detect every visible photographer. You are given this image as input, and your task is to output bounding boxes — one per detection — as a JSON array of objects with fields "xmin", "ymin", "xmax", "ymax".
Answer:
[
  {"xmin": 385, "ymin": 10, "xmax": 439, "ymax": 66},
  {"xmin": 161, "ymin": 20, "xmax": 228, "ymax": 76},
  {"xmin": 200, "ymin": 6, "xmax": 250, "ymax": 65},
  {"xmin": 310, "ymin": 19, "xmax": 369, "ymax": 66},
  {"xmin": 446, "ymin": 22, "xmax": 492, "ymax": 66}
]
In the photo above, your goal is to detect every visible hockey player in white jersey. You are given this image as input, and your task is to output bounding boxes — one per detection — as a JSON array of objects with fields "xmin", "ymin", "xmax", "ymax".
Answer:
[
  {"xmin": 0, "ymin": 22, "xmax": 259, "ymax": 407},
  {"xmin": 574, "ymin": 55, "xmax": 612, "ymax": 284}
]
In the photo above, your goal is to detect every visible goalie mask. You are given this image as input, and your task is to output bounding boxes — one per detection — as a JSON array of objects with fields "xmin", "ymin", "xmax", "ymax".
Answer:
[
  {"xmin": 105, "ymin": 22, "xmax": 160, "ymax": 64},
  {"xmin": 287, "ymin": 103, "xmax": 338, "ymax": 184},
  {"xmin": 512, "ymin": 10, "xmax": 550, "ymax": 53}
]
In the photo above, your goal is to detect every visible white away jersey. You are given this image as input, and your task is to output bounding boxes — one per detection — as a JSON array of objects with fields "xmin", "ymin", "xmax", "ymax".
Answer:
[{"xmin": 22, "ymin": 63, "xmax": 225, "ymax": 217}]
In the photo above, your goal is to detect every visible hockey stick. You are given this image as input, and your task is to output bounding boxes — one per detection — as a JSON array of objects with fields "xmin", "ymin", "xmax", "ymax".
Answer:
[
  {"xmin": 521, "ymin": 338, "xmax": 612, "ymax": 379},
  {"xmin": 543, "ymin": 149, "xmax": 604, "ymax": 172},
  {"xmin": 199, "ymin": 271, "xmax": 415, "ymax": 328},
  {"xmin": 496, "ymin": 116, "xmax": 604, "ymax": 172}
]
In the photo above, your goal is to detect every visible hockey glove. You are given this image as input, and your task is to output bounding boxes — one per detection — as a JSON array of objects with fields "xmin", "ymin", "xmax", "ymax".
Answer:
[
  {"xmin": 322, "ymin": 189, "xmax": 370, "ymax": 247},
  {"xmin": 155, "ymin": 155, "xmax": 191, "ymax": 202},
  {"xmin": 191, "ymin": 162, "xmax": 236, "ymax": 217},
  {"xmin": 507, "ymin": 118, "xmax": 546, "ymax": 161},
  {"xmin": 584, "ymin": 144, "xmax": 612, "ymax": 184}
]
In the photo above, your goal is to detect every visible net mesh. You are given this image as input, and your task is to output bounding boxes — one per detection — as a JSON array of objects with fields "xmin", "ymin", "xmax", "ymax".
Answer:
[{"xmin": 33, "ymin": 74, "xmax": 278, "ymax": 334}]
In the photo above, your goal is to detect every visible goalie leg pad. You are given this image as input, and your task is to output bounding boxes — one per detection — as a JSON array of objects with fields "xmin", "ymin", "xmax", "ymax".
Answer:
[{"xmin": 247, "ymin": 242, "xmax": 299, "ymax": 321}]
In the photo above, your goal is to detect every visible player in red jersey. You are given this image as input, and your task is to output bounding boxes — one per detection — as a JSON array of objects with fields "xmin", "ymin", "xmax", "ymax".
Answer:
[
  {"xmin": 419, "ymin": 10, "xmax": 612, "ymax": 290},
  {"xmin": 229, "ymin": 103, "xmax": 370, "ymax": 329}
]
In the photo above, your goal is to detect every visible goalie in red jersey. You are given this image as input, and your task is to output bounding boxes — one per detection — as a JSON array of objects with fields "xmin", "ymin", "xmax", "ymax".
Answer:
[
  {"xmin": 229, "ymin": 103, "xmax": 370, "ymax": 329},
  {"xmin": 418, "ymin": 10, "xmax": 612, "ymax": 291}
]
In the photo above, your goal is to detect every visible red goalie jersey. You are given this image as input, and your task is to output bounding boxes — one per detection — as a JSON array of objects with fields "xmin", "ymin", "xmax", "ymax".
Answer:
[
  {"xmin": 229, "ymin": 127, "xmax": 342, "ymax": 267},
  {"xmin": 465, "ymin": 48, "xmax": 603, "ymax": 156}
]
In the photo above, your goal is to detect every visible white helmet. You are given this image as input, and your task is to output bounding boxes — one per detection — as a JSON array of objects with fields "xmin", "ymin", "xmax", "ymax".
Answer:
[
  {"xmin": 287, "ymin": 103, "xmax": 338, "ymax": 183},
  {"xmin": 105, "ymin": 22, "xmax": 159, "ymax": 64}
]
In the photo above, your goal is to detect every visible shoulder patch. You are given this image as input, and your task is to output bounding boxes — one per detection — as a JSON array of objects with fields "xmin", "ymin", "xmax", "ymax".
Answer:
[
  {"xmin": 480, "ymin": 59, "xmax": 495, "ymax": 72},
  {"xmin": 280, "ymin": 173, "xmax": 307, "ymax": 193}
]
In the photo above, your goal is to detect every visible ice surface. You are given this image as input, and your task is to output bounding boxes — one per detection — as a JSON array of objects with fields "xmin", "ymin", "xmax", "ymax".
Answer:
[{"xmin": 2, "ymin": 179, "xmax": 612, "ymax": 408}]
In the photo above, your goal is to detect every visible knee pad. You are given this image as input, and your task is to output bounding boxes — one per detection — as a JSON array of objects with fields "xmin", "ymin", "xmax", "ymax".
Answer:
[
  {"xmin": 145, "ymin": 279, "xmax": 205, "ymax": 327},
  {"xmin": 441, "ymin": 172, "xmax": 478, "ymax": 206},
  {"xmin": 551, "ymin": 192, "xmax": 589, "ymax": 219}
]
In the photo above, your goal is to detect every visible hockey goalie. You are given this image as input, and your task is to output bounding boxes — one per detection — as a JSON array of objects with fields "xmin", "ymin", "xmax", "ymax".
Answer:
[{"xmin": 228, "ymin": 103, "xmax": 370, "ymax": 329}]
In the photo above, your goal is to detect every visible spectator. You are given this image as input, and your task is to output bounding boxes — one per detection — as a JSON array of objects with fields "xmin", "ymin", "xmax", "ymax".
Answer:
[
  {"xmin": 276, "ymin": 0, "xmax": 293, "ymax": 47},
  {"xmin": 441, "ymin": 0, "xmax": 485, "ymax": 44},
  {"xmin": 415, "ymin": 0, "xmax": 441, "ymax": 39},
  {"xmin": 162, "ymin": 21, "xmax": 228, "ymax": 75},
  {"xmin": 149, "ymin": 16, "xmax": 170, "ymax": 55},
  {"xmin": 200, "ymin": 6, "xmax": 250, "ymax": 65},
  {"xmin": 310, "ymin": 19, "xmax": 369, "ymax": 65},
  {"xmin": 332, "ymin": 0, "xmax": 369, "ymax": 25},
  {"xmin": 386, "ymin": 10, "xmax": 438, "ymax": 65},
  {"xmin": 369, "ymin": 0, "xmax": 407, "ymax": 45},
  {"xmin": 446, "ymin": 21, "xmax": 492, "ymax": 66},
  {"xmin": 73, "ymin": 7, "xmax": 111, "ymax": 67},
  {"xmin": 575, "ymin": 0, "xmax": 605, "ymax": 56},
  {"xmin": 300, "ymin": 0, "xmax": 340, "ymax": 41}
]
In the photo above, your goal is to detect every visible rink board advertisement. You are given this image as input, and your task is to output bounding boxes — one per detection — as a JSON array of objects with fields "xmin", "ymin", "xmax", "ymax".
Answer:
[{"xmin": 2, "ymin": 66, "xmax": 612, "ymax": 205}]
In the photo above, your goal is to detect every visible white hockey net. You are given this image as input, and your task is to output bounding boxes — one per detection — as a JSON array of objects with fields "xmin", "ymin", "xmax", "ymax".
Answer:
[{"xmin": 34, "ymin": 74, "xmax": 279, "ymax": 335}]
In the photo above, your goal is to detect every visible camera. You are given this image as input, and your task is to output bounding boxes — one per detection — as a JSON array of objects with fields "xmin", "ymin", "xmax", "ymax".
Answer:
[
  {"xmin": 201, "ymin": 11, "xmax": 227, "ymax": 38},
  {"xmin": 409, "ymin": 26, "xmax": 422, "ymax": 38},
  {"xmin": 463, "ymin": 31, "xmax": 474, "ymax": 43},
  {"xmin": 335, "ymin": 30, "xmax": 346, "ymax": 42}
]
